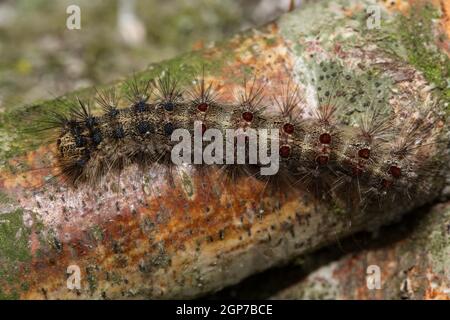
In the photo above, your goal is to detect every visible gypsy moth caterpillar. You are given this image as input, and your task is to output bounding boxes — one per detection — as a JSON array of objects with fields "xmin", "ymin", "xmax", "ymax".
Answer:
[{"xmin": 26, "ymin": 61, "xmax": 447, "ymax": 213}]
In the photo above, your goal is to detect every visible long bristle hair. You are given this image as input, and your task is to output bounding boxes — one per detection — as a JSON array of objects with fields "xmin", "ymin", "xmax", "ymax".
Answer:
[
  {"xmin": 273, "ymin": 79, "xmax": 304, "ymax": 123},
  {"xmin": 96, "ymin": 87, "xmax": 120, "ymax": 116},
  {"xmin": 236, "ymin": 74, "xmax": 267, "ymax": 113},
  {"xmin": 154, "ymin": 70, "xmax": 183, "ymax": 110},
  {"xmin": 187, "ymin": 67, "xmax": 221, "ymax": 108}
]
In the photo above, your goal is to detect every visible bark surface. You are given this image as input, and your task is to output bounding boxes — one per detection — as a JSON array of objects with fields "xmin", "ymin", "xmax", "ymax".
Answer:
[{"xmin": 0, "ymin": 0, "xmax": 448, "ymax": 299}]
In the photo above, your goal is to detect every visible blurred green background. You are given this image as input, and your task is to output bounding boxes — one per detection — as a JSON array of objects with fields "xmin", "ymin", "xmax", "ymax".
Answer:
[{"xmin": 0, "ymin": 0, "xmax": 299, "ymax": 111}]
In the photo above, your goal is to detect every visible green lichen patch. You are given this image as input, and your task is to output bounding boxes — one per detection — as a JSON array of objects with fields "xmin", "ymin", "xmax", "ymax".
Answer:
[
  {"xmin": 310, "ymin": 60, "xmax": 392, "ymax": 125},
  {"xmin": 279, "ymin": 0, "xmax": 350, "ymax": 44},
  {"xmin": 394, "ymin": 204, "xmax": 450, "ymax": 281},
  {"xmin": 370, "ymin": 3, "xmax": 450, "ymax": 106},
  {"xmin": 0, "ymin": 209, "xmax": 32, "ymax": 299},
  {"xmin": 181, "ymin": 171, "xmax": 194, "ymax": 198},
  {"xmin": 280, "ymin": 0, "xmax": 449, "ymax": 112},
  {"xmin": 89, "ymin": 225, "xmax": 104, "ymax": 243},
  {"xmin": 424, "ymin": 207, "xmax": 450, "ymax": 275},
  {"xmin": 85, "ymin": 264, "xmax": 99, "ymax": 295},
  {"xmin": 397, "ymin": 5, "xmax": 449, "ymax": 103}
]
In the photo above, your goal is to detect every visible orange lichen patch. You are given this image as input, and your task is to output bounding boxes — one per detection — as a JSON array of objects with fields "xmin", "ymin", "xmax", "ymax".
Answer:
[
  {"xmin": 380, "ymin": 0, "xmax": 411, "ymax": 13},
  {"xmin": 440, "ymin": 0, "xmax": 450, "ymax": 40},
  {"xmin": 342, "ymin": 3, "xmax": 364, "ymax": 17},
  {"xmin": 218, "ymin": 23, "xmax": 298, "ymax": 106},
  {"xmin": 192, "ymin": 40, "xmax": 205, "ymax": 51},
  {"xmin": 425, "ymin": 268, "xmax": 450, "ymax": 299},
  {"xmin": 425, "ymin": 287, "xmax": 450, "ymax": 299},
  {"xmin": 0, "ymin": 145, "xmax": 56, "ymax": 190}
]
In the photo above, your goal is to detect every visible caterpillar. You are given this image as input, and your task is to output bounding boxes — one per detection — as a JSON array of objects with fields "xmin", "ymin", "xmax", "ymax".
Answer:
[{"xmin": 34, "ymin": 60, "xmax": 446, "ymax": 212}]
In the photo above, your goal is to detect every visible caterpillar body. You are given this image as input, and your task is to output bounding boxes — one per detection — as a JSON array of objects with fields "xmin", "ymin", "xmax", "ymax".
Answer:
[{"xmin": 39, "ymin": 60, "xmax": 445, "ymax": 211}]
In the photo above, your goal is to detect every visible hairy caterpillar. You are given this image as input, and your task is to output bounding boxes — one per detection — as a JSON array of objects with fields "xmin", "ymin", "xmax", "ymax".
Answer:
[{"xmin": 35, "ymin": 60, "xmax": 445, "ymax": 211}]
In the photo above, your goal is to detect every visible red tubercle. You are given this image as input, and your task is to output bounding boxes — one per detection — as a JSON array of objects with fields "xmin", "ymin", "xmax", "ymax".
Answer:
[
  {"xmin": 279, "ymin": 145, "xmax": 291, "ymax": 158},
  {"xmin": 242, "ymin": 111, "xmax": 254, "ymax": 122},
  {"xmin": 352, "ymin": 166, "xmax": 363, "ymax": 177},
  {"xmin": 388, "ymin": 165, "xmax": 401, "ymax": 179},
  {"xmin": 381, "ymin": 178, "xmax": 393, "ymax": 189},
  {"xmin": 283, "ymin": 123, "xmax": 294, "ymax": 134},
  {"xmin": 316, "ymin": 155, "xmax": 329, "ymax": 166},
  {"xmin": 197, "ymin": 102, "xmax": 209, "ymax": 112},
  {"xmin": 319, "ymin": 133, "xmax": 331, "ymax": 144},
  {"xmin": 358, "ymin": 148, "xmax": 371, "ymax": 159}
]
